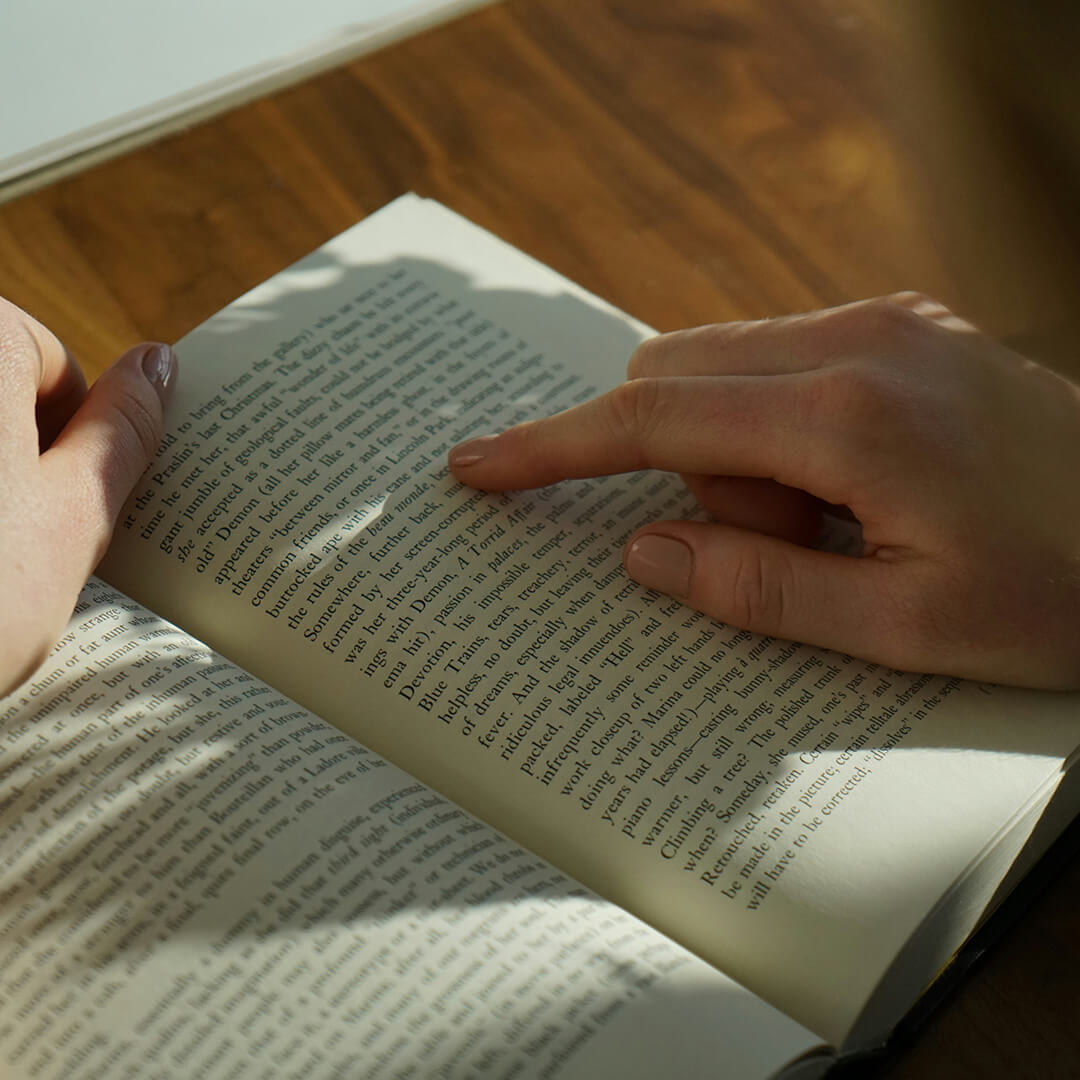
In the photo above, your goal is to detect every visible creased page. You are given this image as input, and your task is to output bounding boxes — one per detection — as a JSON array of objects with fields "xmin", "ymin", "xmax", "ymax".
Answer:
[
  {"xmin": 101, "ymin": 195, "xmax": 1080, "ymax": 1045},
  {"xmin": 0, "ymin": 578, "xmax": 825, "ymax": 1079}
]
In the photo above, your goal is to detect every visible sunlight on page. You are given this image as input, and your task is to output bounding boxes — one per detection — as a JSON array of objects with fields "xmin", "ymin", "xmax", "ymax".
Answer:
[
  {"xmin": 808, "ymin": 741, "xmax": 1071, "ymax": 1048},
  {"xmin": 216, "ymin": 263, "xmax": 350, "ymax": 314},
  {"xmin": 295, "ymin": 498, "xmax": 387, "ymax": 557},
  {"xmin": 196, "ymin": 306, "xmax": 280, "ymax": 334},
  {"xmin": 743, "ymin": 733, "xmax": 1069, "ymax": 1046},
  {"xmin": 94, "ymin": 194, "xmax": 1080, "ymax": 1060},
  {"xmin": 194, "ymin": 261, "xmax": 349, "ymax": 337},
  {"xmin": 511, "ymin": 390, "xmax": 545, "ymax": 407},
  {"xmin": 0, "ymin": 579, "xmax": 827, "ymax": 1079}
]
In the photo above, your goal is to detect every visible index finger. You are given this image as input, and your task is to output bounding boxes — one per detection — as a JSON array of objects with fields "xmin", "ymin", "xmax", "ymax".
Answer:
[{"xmin": 448, "ymin": 374, "xmax": 847, "ymax": 502}]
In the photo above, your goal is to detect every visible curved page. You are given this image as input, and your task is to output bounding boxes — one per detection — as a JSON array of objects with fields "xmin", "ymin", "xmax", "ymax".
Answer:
[
  {"xmin": 0, "ymin": 579, "xmax": 824, "ymax": 1079},
  {"xmin": 101, "ymin": 195, "xmax": 1080, "ymax": 1045}
]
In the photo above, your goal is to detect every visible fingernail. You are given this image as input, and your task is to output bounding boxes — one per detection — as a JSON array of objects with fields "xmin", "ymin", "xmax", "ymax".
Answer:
[
  {"xmin": 141, "ymin": 343, "xmax": 176, "ymax": 398},
  {"xmin": 449, "ymin": 434, "xmax": 499, "ymax": 468},
  {"xmin": 624, "ymin": 535, "xmax": 692, "ymax": 598}
]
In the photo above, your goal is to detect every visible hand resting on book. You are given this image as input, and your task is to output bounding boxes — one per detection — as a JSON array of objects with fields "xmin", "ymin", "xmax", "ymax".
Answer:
[
  {"xmin": 449, "ymin": 292, "xmax": 1080, "ymax": 690},
  {"xmin": 0, "ymin": 298, "xmax": 175, "ymax": 698}
]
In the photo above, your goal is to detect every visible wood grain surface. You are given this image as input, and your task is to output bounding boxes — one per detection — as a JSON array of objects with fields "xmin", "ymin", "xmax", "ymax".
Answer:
[
  {"xmin": 0, "ymin": 0, "xmax": 964, "ymax": 377},
  {"xmin": 0, "ymin": 0, "xmax": 1075, "ymax": 1076}
]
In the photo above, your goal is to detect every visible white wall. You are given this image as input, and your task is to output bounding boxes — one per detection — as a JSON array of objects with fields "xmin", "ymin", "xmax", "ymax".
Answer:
[{"xmin": 0, "ymin": 0, "xmax": 491, "ymax": 184}]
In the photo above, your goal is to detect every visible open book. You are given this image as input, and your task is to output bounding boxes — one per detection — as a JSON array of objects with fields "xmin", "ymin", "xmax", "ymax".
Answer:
[{"xmin": 2, "ymin": 195, "xmax": 1077, "ymax": 1079}]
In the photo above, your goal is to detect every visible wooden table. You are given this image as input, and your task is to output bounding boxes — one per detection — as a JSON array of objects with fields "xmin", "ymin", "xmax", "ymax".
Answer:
[{"xmin": 0, "ymin": 0, "xmax": 1075, "ymax": 1075}]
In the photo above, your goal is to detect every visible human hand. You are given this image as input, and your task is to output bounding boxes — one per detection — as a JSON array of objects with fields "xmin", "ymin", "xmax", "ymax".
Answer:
[
  {"xmin": 0, "ymin": 298, "xmax": 174, "ymax": 697},
  {"xmin": 449, "ymin": 293, "xmax": 1080, "ymax": 689}
]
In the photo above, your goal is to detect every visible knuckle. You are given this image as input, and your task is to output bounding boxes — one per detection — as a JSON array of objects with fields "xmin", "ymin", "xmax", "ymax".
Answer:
[
  {"xmin": 108, "ymin": 387, "xmax": 163, "ymax": 462},
  {"xmin": 884, "ymin": 289, "xmax": 936, "ymax": 309},
  {"xmin": 626, "ymin": 335, "xmax": 665, "ymax": 379},
  {"xmin": 850, "ymin": 296, "xmax": 931, "ymax": 342},
  {"xmin": 627, "ymin": 326, "xmax": 713, "ymax": 379},
  {"xmin": 834, "ymin": 364, "xmax": 893, "ymax": 418},
  {"xmin": 727, "ymin": 546, "xmax": 791, "ymax": 633},
  {"xmin": 807, "ymin": 361, "xmax": 905, "ymax": 437},
  {"xmin": 606, "ymin": 378, "xmax": 664, "ymax": 449}
]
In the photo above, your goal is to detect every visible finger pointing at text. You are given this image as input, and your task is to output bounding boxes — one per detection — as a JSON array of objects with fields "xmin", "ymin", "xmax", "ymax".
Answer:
[{"xmin": 449, "ymin": 296, "xmax": 1080, "ymax": 690}]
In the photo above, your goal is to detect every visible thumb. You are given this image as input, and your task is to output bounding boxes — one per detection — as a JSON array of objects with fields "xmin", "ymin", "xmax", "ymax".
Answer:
[
  {"xmin": 40, "ymin": 342, "xmax": 175, "ymax": 569},
  {"xmin": 623, "ymin": 522, "xmax": 897, "ymax": 662}
]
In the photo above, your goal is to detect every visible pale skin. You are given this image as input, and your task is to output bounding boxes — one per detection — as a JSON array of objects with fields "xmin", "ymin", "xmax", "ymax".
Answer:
[
  {"xmin": 449, "ymin": 293, "xmax": 1080, "ymax": 691},
  {"xmin": 0, "ymin": 298, "xmax": 173, "ymax": 699},
  {"xmin": 2, "ymin": 293, "xmax": 1078, "ymax": 697}
]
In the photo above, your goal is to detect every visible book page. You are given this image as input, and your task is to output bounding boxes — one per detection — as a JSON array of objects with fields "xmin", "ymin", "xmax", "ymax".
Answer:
[
  {"xmin": 101, "ymin": 195, "xmax": 1080, "ymax": 1046},
  {"xmin": 0, "ymin": 579, "xmax": 825, "ymax": 1079}
]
